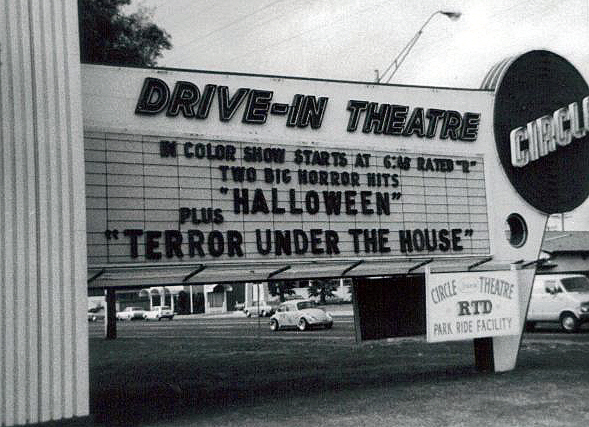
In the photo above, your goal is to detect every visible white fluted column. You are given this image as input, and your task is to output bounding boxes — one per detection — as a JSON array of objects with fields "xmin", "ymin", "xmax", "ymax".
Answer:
[{"xmin": 0, "ymin": 1, "xmax": 89, "ymax": 425}]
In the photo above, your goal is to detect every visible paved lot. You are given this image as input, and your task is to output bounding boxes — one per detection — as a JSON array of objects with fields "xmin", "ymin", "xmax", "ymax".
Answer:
[
  {"xmin": 89, "ymin": 316, "xmax": 355, "ymax": 340},
  {"xmin": 88, "ymin": 316, "xmax": 589, "ymax": 426},
  {"xmin": 89, "ymin": 314, "xmax": 589, "ymax": 344}
]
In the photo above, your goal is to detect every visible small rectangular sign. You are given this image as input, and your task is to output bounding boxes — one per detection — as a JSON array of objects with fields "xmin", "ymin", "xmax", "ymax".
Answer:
[{"xmin": 426, "ymin": 270, "xmax": 520, "ymax": 342}]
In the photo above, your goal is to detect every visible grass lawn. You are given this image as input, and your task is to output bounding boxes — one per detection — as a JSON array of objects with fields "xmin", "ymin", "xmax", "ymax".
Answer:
[{"xmin": 89, "ymin": 329, "xmax": 589, "ymax": 426}]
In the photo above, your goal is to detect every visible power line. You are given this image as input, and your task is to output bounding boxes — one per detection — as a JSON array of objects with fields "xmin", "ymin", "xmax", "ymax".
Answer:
[
  {"xmin": 166, "ymin": 0, "xmax": 286, "ymax": 60},
  {"xmin": 153, "ymin": 0, "xmax": 221, "ymax": 34},
  {"xmin": 226, "ymin": 0, "xmax": 393, "ymax": 63},
  {"xmin": 167, "ymin": 0, "xmax": 314, "ymax": 59},
  {"xmin": 162, "ymin": 0, "xmax": 583, "ymax": 81}
]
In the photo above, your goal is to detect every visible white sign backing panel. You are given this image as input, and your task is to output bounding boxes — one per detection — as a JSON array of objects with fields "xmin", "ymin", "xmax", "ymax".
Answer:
[
  {"xmin": 85, "ymin": 132, "xmax": 489, "ymax": 264},
  {"xmin": 426, "ymin": 270, "xmax": 520, "ymax": 342},
  {"xmin": 82, "ymin": 65, "xmax": 493, "ymax": 267}
]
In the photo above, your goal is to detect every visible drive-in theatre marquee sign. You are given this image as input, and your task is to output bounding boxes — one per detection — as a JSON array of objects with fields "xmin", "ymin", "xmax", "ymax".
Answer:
[
  {"xmin": 128, "ymin": 76, "xmax": 483, "ymax": 262},
  {"xmin": 83, "ymin": 50, "xmax": 589, "ymax": 370},
  {"xmin": 85, "ymin": 71, "xmax": 490, "ymax": 269},
  {"xmin": 83, "ymin": 50, "xmax": 588, "ymax": 286}
]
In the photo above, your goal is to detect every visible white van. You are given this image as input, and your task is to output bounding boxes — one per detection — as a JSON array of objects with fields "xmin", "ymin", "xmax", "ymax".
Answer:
[{"xmin": 527, "ymin": 274, "xmax": 589, "ymax": 332}]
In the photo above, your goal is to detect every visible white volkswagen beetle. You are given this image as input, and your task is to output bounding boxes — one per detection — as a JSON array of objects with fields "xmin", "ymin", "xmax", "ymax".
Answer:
[{"xmin": 270, "ymin": 300, "xmax": 333, "ymax": 331}]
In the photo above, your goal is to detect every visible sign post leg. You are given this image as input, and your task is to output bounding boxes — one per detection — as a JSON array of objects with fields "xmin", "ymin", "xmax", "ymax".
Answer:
[
  {"xmin": 473, "ymin": 337, "xmax": 494, "ymax": 372},
  {"xmin": 105, "ymin": 288, "xmax": 117, "ymax": 340}
]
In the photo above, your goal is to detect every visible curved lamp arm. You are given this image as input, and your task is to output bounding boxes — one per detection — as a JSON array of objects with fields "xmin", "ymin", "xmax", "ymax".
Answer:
[{"xmin": 377, "ymin": 10, "xmax": 461, "ymax": 83}]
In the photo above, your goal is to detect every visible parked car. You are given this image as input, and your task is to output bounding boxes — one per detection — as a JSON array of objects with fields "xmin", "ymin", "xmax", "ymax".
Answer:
[
  {"xmin": 243, "ymin": 300, "xmax": 279, "ymax": 317},
  {"xmin": 87, "ymin": 307, "xmax": 105, "ymax": 322},
  {"xmin": 270, "ymin": 300, "xmax": 333, "ymax": 331},
  {"xmin": 527, "ymin": 274, "xmax": 589, "ymax": 332},
  {"xmin": 116, "ymin": 306, "xmax": 145, "ymax": 321},
  {"xmin": 143, "ymin": 306, "xmax": 174, "ymax": 321}
]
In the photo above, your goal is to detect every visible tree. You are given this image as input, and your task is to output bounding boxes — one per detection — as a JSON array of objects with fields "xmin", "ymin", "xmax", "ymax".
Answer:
[
  {"xmin": 78, "ymin": 0, "xmax": 172, "ymax": 67},
  {"xmin": 268, "ymin": 281, "xmax": 296, "ymax": 302},
  {"xmin": 307, "ymin": 279, "xmax": 338, "ymax": 305}
]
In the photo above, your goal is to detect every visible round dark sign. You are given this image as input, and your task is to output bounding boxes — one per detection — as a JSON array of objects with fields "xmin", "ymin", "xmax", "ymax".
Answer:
[{"xmin": 493, "ymin": 50, "xmax": 589, "ymax": 214}]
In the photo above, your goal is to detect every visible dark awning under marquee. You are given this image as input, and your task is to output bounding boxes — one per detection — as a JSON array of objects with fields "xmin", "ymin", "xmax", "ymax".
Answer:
[{"xmin": 87, "ymin": 256, "xmax": 530, "ymax": 289}]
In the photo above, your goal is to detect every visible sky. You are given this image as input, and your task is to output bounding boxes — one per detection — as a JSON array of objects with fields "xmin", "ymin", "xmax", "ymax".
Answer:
[{"xmin": 128, "ymin": 0, "xmax": 589, "ymax": 229}]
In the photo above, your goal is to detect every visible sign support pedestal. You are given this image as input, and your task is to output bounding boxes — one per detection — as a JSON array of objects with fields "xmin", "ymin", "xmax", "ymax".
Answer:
[
  {"xmin": 490, "ymin": 265, "xmax": 537, "ymax": 372},
  {"xmin": 105, "ymin": 288, "xmax": 117, "ymax": 340},
  {"xmin": 474, "ymin": 337, "xmax": 494, "ymax": 372}
]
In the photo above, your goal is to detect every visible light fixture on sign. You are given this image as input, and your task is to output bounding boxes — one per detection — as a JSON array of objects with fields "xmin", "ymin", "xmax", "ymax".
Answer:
[
  {"xmin": 505, "ymin": 213, "xmax": 528, "ymax": 248},
  {"xmin": 439, "ymin": 10, "xmax": 462, "ymax": 20}
]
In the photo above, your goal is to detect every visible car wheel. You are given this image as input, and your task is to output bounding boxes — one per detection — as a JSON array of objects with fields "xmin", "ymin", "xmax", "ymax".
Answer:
[
  {"xmin": 245, "ymin": 311, "xmax": 251, "ymax": 318},
  {"xmin": 560, "ymin": 312, "xmax": 579, "ymax": 333},
  {"xmin": 90, "ymin": 316, "xmax": 96, "ymax": 322},
  {"xmin": 298, "ymin": 318, "xmax": 308, "ymax": 331},
  {"xmin": 270, "ymin": 319, "xmax": 279, "ymax": 331},
  {"xmin": 260, "ymin": 310, "xmax": 267, "ymax": 317},
  {"xmin": 157, "ymin": 316, "xmax": 162, "ymax": 321}
]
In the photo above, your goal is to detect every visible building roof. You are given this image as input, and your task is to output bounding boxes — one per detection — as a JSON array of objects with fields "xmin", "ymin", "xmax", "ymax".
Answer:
[
  {"xmin": 87, "ymin": 255, "xmax": 501, "ymax": 289},
  {"xmin": 542, "ymin": 231, "xmax": 589, "ymax": 253}
]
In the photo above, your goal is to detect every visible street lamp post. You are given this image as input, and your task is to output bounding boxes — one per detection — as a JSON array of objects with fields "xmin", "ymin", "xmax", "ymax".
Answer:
[{"xmin": 376, "ymin": 10, "xmax": 461, "ymax": 83}]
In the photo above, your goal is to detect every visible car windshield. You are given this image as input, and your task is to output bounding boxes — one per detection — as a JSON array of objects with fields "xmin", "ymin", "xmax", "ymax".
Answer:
[
  {"xmin": 297, "ymin": 301, "xmax": 316, "ymax": 310},
  {"xmin": 130, "ymin": 307, "xmax": 142, "ymax": 311},
  {"xmin": 561, "ymin": 277, "xmax": 589, "ymax": 292},
  {"xmin": 160, "ymin": 306, "xmax": 170, "ymax": 310}
]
